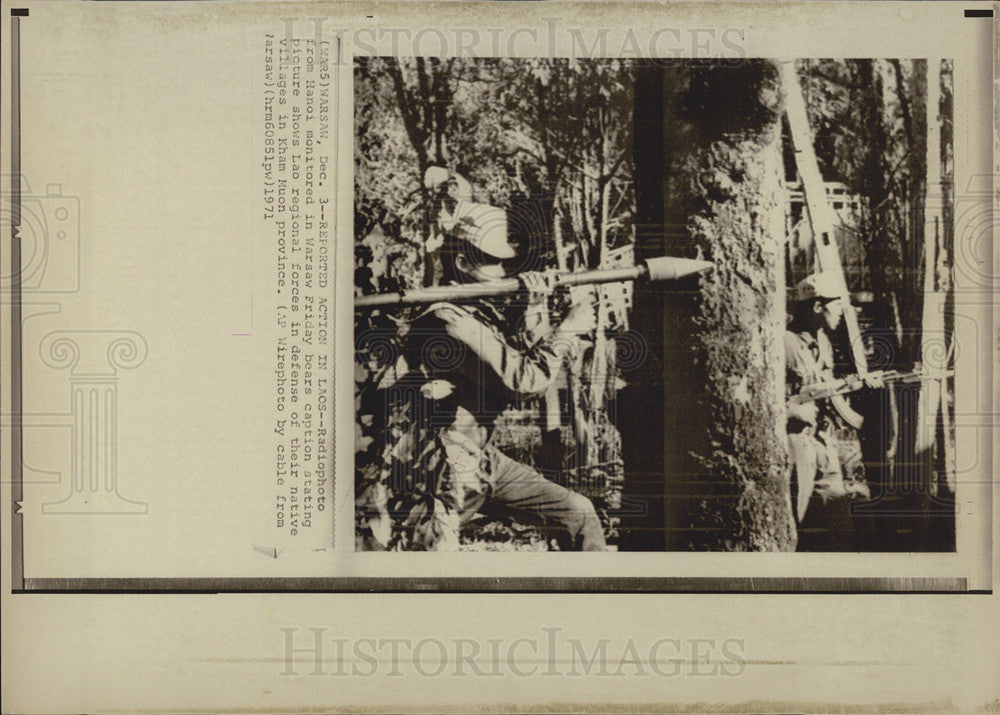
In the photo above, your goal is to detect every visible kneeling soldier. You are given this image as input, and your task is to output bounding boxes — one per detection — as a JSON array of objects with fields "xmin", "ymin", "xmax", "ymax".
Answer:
[{"xmin": 359, "ymin": 167, "xmax": 606, "ymax": 551}]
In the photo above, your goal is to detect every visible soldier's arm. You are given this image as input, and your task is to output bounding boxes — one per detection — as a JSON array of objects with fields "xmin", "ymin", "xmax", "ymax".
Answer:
[
  {"xmin": 433, "ymin": 303, "xmax": 572, "ymax": 396},
  {"xmin": 785, "ymin": 332, "xmax": 818, "ymax": 426},
  {"xmin": 518, "ymin": 271, "xmax": 555, "ymax": 346},
  {"xmin": 521, "ymin": 299, "xmax": 550, "ymax": 347}
]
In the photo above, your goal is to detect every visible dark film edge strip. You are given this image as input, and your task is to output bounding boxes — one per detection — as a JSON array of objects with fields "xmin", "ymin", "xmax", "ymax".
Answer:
[
  {"xmin": 10, "ymin": 10, "xmax": 25, "ymax": 593},
  {"xmin": 17, "ymin": 576, "xmax": 977, "ymax": 595}
]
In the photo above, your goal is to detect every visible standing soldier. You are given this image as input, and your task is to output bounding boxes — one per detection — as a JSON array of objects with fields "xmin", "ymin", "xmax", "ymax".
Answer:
[
  {"xmin": 785, "ymin": 272, "xmax": 858, "ymax": 551},
  {"xmin": 356, "ymin": 167, "xmax": 607, "ymax": 551}
]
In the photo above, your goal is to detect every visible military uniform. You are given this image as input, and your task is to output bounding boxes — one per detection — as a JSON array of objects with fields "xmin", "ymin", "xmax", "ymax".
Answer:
[
  {"xmin": 359, "ymin": 299, "xmax": 605, "ymax": 551},
  {"xmin": 785, "ymin": 273, "xmax": 857, "ymax": 551}
]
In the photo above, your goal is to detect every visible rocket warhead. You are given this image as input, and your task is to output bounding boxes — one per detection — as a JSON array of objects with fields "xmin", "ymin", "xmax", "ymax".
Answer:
[{"xmin": 643, "ymin": 256, "xmax": 715, "ymax": 282}]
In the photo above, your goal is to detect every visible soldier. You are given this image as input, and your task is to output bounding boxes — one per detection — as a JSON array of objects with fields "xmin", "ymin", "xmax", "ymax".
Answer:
[
  {"xmin": 786, "ymin": 272, "xmax": 858, "ymax": 551},
  {"xmin": 356, "ymin": 168, "xmax": 607, "ymax": 551}
]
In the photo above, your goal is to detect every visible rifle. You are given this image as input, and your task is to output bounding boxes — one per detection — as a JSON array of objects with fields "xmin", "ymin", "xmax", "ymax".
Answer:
[
  {"xmin": 354, "ymin": 256, "xmax": 714, "ymax": 308},
  {"xmin": 789, "ymin": 367, "xmax": 954, "ymax": 429}
]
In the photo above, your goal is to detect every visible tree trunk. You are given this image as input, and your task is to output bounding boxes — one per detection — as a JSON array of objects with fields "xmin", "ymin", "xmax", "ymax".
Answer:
[
  {"xmin": 861, "ymin": 61, "xmax": 900, "ymax": 357},
  {"xmin": 902, "ymin": 60, "xmax": 929, "ymax": 367},
  {"xmin": 913, "ymin": 59, "xmax": 955, "ymax": 550},
  {"xmin": 890, "ymin": 59, "xmax": 936, "ymax": 550},
  {"xmin": 621, "ymin": 61, "xmax": 794, "ymax": 551},
  {"xmin": 916, "ymin": 59, "xmax": 944, "ymax": 459}
]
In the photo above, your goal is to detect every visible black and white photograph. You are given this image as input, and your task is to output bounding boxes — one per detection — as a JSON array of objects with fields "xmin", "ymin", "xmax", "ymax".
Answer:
[
  {"xmin": 3, "ymin": 1, "xmax": 998, "ymax": 713},
  {"xmin": 354, "ymin": 57, "xmax": 957, "ymax": 553}
]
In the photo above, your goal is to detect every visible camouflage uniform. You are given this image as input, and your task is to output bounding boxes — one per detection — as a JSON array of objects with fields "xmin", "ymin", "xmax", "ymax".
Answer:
[{"xmin": 357, "ymin": 298, "xmax": 606, "ymax": 551}]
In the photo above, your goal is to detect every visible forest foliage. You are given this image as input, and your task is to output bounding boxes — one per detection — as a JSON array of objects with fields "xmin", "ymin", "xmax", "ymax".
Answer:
[{"xmin": 354, "ymin": 57, "xmax": 954, "ymax": 550}]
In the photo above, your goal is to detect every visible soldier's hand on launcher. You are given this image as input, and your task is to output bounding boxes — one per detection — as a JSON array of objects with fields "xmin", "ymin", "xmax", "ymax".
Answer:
[{"xmin": 520, "ymin": 271, "xmax": 557, "ymax": 298}]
